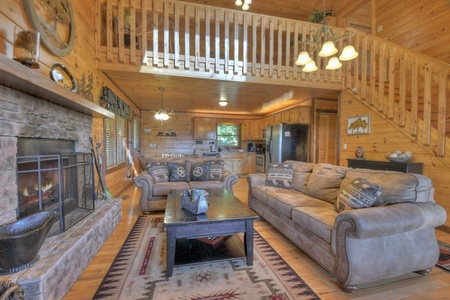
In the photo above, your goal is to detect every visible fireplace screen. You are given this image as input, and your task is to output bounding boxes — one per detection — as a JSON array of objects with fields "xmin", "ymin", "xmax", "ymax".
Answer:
[{"xmin": 17, "ymin": 152, "xmax": 95, "ymax": 235}]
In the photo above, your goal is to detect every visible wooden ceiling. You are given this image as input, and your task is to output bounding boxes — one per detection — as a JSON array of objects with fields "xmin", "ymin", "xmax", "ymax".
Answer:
[{"xmin": 104, "ymin": 0, "xmax": 371, "ymax": 115}]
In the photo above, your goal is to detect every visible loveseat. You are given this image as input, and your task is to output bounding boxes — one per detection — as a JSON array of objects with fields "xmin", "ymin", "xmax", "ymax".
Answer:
[
  {"xmin": 247, "ymin": 160, "xmax": 446, "ymax": 292},
  {"xmin": 135, "ymin": 157, "xmax": 238, "ymax": 212}
]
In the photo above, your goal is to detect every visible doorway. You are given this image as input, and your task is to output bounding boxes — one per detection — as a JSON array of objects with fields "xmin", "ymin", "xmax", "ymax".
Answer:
[{"xmin": 316, "ymin": 111, "xmax": 338, "ymax": 164}]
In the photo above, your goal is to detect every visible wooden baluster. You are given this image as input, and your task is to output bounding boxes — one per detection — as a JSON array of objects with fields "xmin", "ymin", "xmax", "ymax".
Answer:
[
  {"xmin": 205, "ymin": 8, "xmax": 211, "ymax": 72},
  {"xmin": 106, "ymin": 0, "xmax": 113, "ymax": 61},
  {"xmin": 269, "ymin": 18, "xmax": 274, "ymax": 78},
  {"xmin": 130, "ymin": 0, "xmax": 136, "ymax": 64},
  {"xmin": 233, "ymin": 12, "xmax": 239, "ymax": 75},
  {"xmin": 141, "ymin": 0, "xmax": 148, "ymax": 65},
  {"xmin": 361, "ymin": 36, "xmax": 368, "ymax": 100},
  {"xmin": 184, "ymin": 4, "xmax": 190, "ymax": 69},
  {"xmin": 387, "ymin": 47, "xmax": 396, "ymax": 120},
  {"xmin": 398, "ymin": 51, "xmax": 406, "ymax": 127},
  {"xmin": 436, "ymin": 69, "xmax": 448, "ymax": 156},
  {"xmin": 164, "ymin": 1, "xmax": 170, "ymax": 68},
  {"xmin": 422, "ymin": 63, "xmax": 432, "ymax": 146},
  {"xmin": 410, "ymin": 57, "xmax": 419, "ymax": 136},
  {"xmin": 277, "ymin": 20, "xmax": 282, "ymax": 78},
  {"xmin": 260, "ymin": 17, "xmax": 266, "ymax": 77},
  {"xmin": 95, "ymin": 0, "xmax": 101, "ymax": 60},
  {"xmin": 215, "ymin": 10, "xmax": 221, "ymax": 73},
  {"xmin": 174, "ymin": 3, "xmax": 180, "ymax": 68},
  {"xmin": 293, "ymin": 22, "xmax": 299, "ymax": 79},
  {"xmin": 224, "ymin": 11, "xmax": 230, "ymax": 74},
  {"xmin": 152, "ymin": 0, "xmax": 159, "ymax": 67},
  {"xmin": 243, "ymin": 14, "xmax": 248, "ymax": 76},
  {"xmin": 195, "ymin": 6, "xmax": 200, "ymax": 70},
  {"xmin": 369, "ymin": 39, "xmax": 376, "ymax": 106},
  {"xmin": 118, "ymin": 0, "xmax": 124, "ymax": 63},
  {"xmin": 251, "ymin": 15, "xmax": 257, "ymax": 76},
  {"xmin": 353, "ymin": 34, "xmax": 360, "ymax": 94},
  {"xmin": 378, "ymin": 43, "xmax": 385, "ymax": 112},
  {"xmin": 285, "ymin": 21, "xmax": 291, "ymax": 80}
]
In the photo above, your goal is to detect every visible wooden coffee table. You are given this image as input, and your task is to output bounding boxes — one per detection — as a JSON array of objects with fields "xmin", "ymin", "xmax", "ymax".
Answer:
[{"xmin": 163, "ymin": 188, "xmax": 259, "ymax": 277}]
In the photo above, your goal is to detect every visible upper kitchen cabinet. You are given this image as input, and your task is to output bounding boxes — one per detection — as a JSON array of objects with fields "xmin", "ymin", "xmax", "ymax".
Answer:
[
  {"xmin": 242, "ymin": 119, "xmax": 262, "ymax": 141},
  {"xmin": 193, "ymin": 117, "xmax": 217, "ymax": 140}
]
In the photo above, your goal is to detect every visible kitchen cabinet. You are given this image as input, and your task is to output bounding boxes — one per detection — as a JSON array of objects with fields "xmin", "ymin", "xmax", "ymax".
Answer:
[
  {"xmin": 347, "ymin": 159, "xmax": 423, "ymax": 174},
  {"xmin": 243, "ymin": 120, "xmax": 262, "ymax": 140},
  {"xmin": 193, "ymin": 117, "xmax": 216, "ymax": 140},
  {"xmin": 221, "ymin": 153, "xmax": 255, "ymax": 175},
  {"xmin": 244, "ymin": 153, "xmax": 256, "ymax": 174}
]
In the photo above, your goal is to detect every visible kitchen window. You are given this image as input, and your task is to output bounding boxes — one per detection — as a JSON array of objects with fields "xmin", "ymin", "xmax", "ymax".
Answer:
[{"xmin": 217, "ymin": 123, "xmax": 240, "ymax": 148}]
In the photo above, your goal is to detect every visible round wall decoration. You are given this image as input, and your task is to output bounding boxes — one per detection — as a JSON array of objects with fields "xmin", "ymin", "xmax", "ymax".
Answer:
[
  {"xmin": 23, "ymin": 0, "xmax": 76, "ymax": 57},
  {"xmin": 50, "ymin": 62, "xmax": 77, "ymax": 93}
]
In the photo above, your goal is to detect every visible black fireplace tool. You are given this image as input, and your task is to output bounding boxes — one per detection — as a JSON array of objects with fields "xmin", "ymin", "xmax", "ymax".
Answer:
[{"xmin": 89, "ymin": 137, "xmax": 113, "ymax": 199}]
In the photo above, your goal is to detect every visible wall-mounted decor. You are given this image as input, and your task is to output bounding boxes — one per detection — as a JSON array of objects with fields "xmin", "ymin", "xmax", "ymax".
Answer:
[
  {"xmin": 23, "ymin": 0, "xmax": 75, "ymax": 57},
  {"xmin": 49, "ymin": 62, "xmax": 77, "ymax": 93},
  {"xmin": 99, "ymin": 86, "xmax": 131, "ymax": 119},
  {"xmin": 13, "ymin": 28, "xmax": 40, "ymax": 68},
  {"xmin": 77, "ymin": 71, "xmax": 94, "ymax": 101},
  {"xmin": 347, "ymin": 115, "xmax": 370, "ymax": 135}
]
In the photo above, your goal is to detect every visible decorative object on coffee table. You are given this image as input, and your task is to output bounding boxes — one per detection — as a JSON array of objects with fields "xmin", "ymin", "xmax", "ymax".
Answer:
[
  {"xmin": 180, "ymin": 189, "xmax": 209, "ymax": 214},
  {"xmin": 13, "ymin": 28, "xmax": 40, "ymax": 69}
]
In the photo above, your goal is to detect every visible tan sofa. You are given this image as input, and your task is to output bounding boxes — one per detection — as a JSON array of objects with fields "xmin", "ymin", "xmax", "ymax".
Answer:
[
  {"xmin": 135, "ymin": 157, "xmax": 238, "ymax": 212},
  {"xmin": 247, "ymin": 160, "xmax": 446, "ymax": 292}
]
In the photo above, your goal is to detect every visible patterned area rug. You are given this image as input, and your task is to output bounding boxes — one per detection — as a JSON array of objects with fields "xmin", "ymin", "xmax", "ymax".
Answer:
[
  {"xmin": 93, "ymin": 215, "xmax": 320, "ymax": 300},
  {"xmin": 438, "ymin": 241, "xmax": 450, "ymax": 273}
]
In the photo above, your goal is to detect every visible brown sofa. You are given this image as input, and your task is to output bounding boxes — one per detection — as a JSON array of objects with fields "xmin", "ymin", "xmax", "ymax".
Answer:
[
  {"xmin": 135, "ymin": 157, "xmax": 238, "ymax": 212},
  {"xmin": 247, "ymin": 160, "xmax": 446, "ymax": 292}
]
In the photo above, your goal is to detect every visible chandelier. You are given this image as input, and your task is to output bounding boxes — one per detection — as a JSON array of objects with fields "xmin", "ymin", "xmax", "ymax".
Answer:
[
  {"xmin": 235, "ymin": 0, "xmax": 251, "ymax": 11},
  {"xmin": 295, "ymin": 0, "xmax": 358, "ymax": 72},
  {"xmin": 153, "ymin": 87, "xmax": 173, "ymax": 124}
]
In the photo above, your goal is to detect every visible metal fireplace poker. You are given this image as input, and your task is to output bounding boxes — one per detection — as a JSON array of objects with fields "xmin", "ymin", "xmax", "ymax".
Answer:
[{"xmin": 89, "ymin": 137, "xmax": 113, "ymax": 200}]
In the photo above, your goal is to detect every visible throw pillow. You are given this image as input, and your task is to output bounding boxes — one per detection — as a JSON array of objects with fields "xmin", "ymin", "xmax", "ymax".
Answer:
[
  {"xmin": 147, "ymin": 162, "xmax": 169, "ymax": 183},
  {"xmin": 190, "ymin": 161, "xmax": 211, "ymax": 181},
  {"xmin": 334, "ymin": 177, "xmax": 383, "ymax": 213},
  {"xmin": 168, "ymin": 162, "xmax": 188, "ymax": 182},
  {"xmin": 265, "ymin": 162, "xmax": 293, "ymax": 189},
  {"xmin": 208, "ymin": 160, "xmax": 225, "ymax": 180}
]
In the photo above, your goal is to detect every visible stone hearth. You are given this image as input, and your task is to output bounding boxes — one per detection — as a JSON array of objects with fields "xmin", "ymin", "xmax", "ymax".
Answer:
[{"xmin": 0, "ymin": 199, "xmax": 122, "ymax": 299}]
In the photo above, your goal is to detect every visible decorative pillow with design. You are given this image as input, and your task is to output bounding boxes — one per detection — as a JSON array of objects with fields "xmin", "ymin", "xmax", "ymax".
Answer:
[
  {"xmin": 190, "ymin": 161, "xmax": 211, "ymax": 181},
  {"xmin": 168, "ymin": 162, "xmax": 188, "ymax": 182},
  {"xmin": 334, "ymin": 177, "xmax": 383, "ymax": 213},
  {"xmin": 265, "ymin": 162, "xmax": 293, "ymax": 189},
  {"xmin": 208, "ymin": 160, "xmax": 225, "ymax": 180},
  {"xmin": 147, "ymin": 162, "xmax": 169, "ymax": 183}
]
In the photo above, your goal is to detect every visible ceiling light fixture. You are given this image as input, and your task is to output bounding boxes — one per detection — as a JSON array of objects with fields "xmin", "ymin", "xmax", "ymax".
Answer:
[
  {"xmin": 235, "ymin": 0, "xmax": 251, "ymax": 11},
  {"xmin": 296, "ymin": 0, "xmax": 358, "ymax": 73},
  {"xmin": 153, "ymin": 87, "xmax": 173, "ymax": 124},
  {"xmin": 218, "ymin": 99, "xmax": 229, "ymax": 107}
]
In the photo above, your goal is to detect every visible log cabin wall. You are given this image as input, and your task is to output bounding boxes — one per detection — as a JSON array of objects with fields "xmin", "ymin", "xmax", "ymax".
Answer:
[
  {"xmin": 0, "ymin": 0, "xmax": 140, "ymax": 197},
  {"xmin": 340, "ymin": 90, "xmax": 450, "ymax": 227}
]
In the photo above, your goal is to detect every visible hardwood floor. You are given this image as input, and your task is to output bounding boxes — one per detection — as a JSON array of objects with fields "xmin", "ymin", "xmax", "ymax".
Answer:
[{"xmin": 64, "ymin": 178, "xmax": 450, "ymax": 300}]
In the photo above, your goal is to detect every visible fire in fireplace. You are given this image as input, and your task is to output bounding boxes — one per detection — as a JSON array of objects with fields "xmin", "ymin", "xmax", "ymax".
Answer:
[{"xmin": 16, "ymin": 138, "xmax": 95, "ymax": 235}]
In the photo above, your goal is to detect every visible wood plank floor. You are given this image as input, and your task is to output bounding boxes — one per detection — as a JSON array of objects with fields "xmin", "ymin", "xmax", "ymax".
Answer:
[{"xmin": 64, "ymin": 178, "xmax": 450, "ymax": 300}]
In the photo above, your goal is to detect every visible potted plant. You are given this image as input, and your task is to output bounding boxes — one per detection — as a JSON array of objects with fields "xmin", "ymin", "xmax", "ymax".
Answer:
[{"xmin": 310, "ymin": 9, "xmax": 325, "ymax": 23}]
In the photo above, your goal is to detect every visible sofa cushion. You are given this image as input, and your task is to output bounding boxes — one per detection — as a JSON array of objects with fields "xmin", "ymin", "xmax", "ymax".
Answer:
[
  {"xmin": 209, "ymin": 160, "xmax": 225, "ymax": 180},
  {"xmin": 286, "ymin": 161, "xmax": 315, "ymax": 193},
  {"xmin": 168, "ymin": 162, "xmax": 188, "ymax": 182},
  {"xmin": 251, "ymin": 185, "xmax": 293, "ymax": 205},
  {"xmin": 341, "ymin": 169, "xmax": 434, "ymax": 206},
  {"xmin": 305, "ymin": 164, "xmax": 347, "ymax": 204},
  {"xmin": 190, "ymin": 161, "xmax": 211, "ymax": 181},
  {"xmin": 292, "ymin": 206, "xmax": 337, "ymax": 244},
  {"xmin": 266, "ymin": 162, "xmax": 293, "ymax": 189},
  {"xmin": 268, "ymin": 192, "xmax": 331, "ymax": 219},
  {"xmin": 147, "ymin": 162, "xmax": 169, "ymax": 182},
  {"xmin": 334, "ymin": 178, "xmax": 383, "ymax": 213},
  {"xmin": 152, "ymin": 181, "xmax": 189, "ymax": 196}
]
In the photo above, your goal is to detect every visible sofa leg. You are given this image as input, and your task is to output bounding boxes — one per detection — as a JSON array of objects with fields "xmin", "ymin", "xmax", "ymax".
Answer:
[
  {"xmin": 337, "ymin": 281, "xmax": 357, "ymax": 293},
  {"xmin": 415, "ymin": 268, "xmax": 432, "ymax": 275}
]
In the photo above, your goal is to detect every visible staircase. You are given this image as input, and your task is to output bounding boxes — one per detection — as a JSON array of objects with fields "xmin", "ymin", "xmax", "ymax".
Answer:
[{"xmin": 95, "ymin": 0, "xmax": 450, "ymax": 159}]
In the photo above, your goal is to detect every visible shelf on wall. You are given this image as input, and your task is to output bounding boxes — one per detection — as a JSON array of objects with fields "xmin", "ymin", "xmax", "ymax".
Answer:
[{"xmin": 0, "ymin": 54, "xmax": 114, "ymax": 119}]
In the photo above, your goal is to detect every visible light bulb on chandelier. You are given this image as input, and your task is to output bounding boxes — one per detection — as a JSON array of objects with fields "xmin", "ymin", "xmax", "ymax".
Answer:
[
  {"xmin": 235, "ymin": 0, "xmax": 251, "ymax": 11},
  {"xmin": 153, "ymin": 87, "xmax": 174, "ymax": 124}
]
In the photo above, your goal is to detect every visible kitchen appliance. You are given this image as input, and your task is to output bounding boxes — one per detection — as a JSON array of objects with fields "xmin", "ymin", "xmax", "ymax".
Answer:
[
  {"xmin": 255, "ymin": 153, "xmax": 265, "ymax": 172},
  {"xmin": 265, "ymin": 123, "xmax": 309, "ymax": 170},
  {"xmin": 255, "ymin": 143, "xmax": 263, "ymax": 153}
]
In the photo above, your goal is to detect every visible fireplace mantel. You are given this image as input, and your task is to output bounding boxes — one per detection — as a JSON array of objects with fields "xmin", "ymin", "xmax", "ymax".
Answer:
[{"xmin": 0, "ymin": 54, "xmax": 114, "ymax": 119}]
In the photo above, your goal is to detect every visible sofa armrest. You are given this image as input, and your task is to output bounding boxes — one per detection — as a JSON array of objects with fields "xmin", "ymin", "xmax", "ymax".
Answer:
[
  {"xmin": 134, "ymin": 171, "xmax": 155, "ymax": 211},
  {"xmin": 332, "ymin": 202, "xmax": 446, "ymax": 242},
  {"xmin": 247, "ymin": 173, "xmax": 267, "ymax": 189},
  {"xmin": 221, "ymin": 170, "xmax": 238, "ymax": 194}
]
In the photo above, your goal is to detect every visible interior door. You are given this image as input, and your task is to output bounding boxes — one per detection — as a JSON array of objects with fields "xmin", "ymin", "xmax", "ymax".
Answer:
[{"xmin": 316, "ymin": 112, "xmax": 338, "ymax": 164}]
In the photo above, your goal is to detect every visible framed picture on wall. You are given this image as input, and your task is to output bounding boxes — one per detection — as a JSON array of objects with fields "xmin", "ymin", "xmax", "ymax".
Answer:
[{"xmin": 347, "ymin": 115, "xmax": 370, "ymax": 135}]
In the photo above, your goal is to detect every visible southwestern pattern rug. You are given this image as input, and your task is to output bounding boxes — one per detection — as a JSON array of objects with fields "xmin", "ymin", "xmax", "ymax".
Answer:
[
  {"xmin": 437, "ymin": 241, "xmax": 450, "ymax": 273},
  {"xmin": 93, "ymin": 215, "xmax": 320, "ymax": 300}
]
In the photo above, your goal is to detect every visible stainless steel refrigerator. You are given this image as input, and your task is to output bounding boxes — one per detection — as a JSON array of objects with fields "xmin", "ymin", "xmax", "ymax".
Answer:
[{"xmin": 265, "ymin": 123, "xmax": 309, "ymax": 170}]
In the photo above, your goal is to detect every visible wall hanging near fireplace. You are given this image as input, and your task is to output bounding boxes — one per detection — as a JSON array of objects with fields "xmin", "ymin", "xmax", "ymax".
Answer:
[
  {"xmin": 99, "ymin": 86, "xmax": 131, "ymax": 119},
  {"xmin": 16, "ymin": 152, "xmax": 95, "ymax": 236}
]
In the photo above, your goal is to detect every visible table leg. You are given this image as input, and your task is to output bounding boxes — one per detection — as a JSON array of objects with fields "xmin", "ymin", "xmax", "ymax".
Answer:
[
  {"xmin": 244, "ymin": 220, "xmax": 254, "ymax": 266},
  {"xmin": 166, "ymin": 228, "xmax": 176, "ymax": 277}
]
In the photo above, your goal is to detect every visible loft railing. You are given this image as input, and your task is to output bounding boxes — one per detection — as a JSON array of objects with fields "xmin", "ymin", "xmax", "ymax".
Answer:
[{"xmin": 95, "ymin": 0, "xmax": 450, "ymax": 156}]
